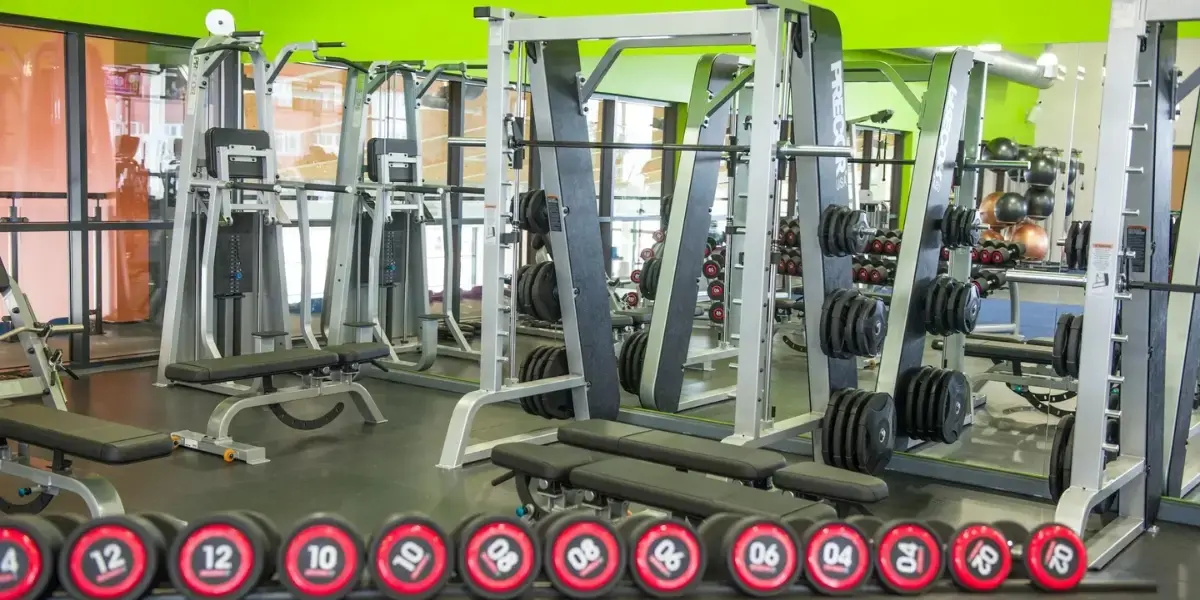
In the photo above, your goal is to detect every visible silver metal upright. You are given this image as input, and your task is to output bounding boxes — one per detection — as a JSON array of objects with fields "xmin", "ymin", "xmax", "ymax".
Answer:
[{"xmin": 1054, "ymin": 0, "xmax": 1162, "ymax": 569}]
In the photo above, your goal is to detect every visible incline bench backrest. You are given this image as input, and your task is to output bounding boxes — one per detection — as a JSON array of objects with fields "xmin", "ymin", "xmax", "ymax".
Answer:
[
  {"xmin": 365, "ymin": 138, "xmax": 418, "ymax": 184},
  {"xmin": 205, "ymin": 128, "xmax": 271, "ymax": 179}
]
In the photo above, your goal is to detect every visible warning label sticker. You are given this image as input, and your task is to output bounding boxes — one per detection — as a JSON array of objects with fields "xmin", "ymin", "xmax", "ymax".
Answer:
[{"xmin": 1088, "ymin": 243, "xmax": 1115, "ymax": 296}]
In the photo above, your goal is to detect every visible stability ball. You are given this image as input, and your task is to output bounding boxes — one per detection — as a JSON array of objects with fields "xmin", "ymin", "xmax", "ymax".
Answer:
[
  {"xmin": 1065, "ymin": 189, "xmax": 1075, "ymax": 216},
  {"xmin": 980, "ymin": 192, "xmax": 1004, "ymax": 229},
  {"xmin": 1026, "ymin": 187, "xmax": 1055, "ymax": 218},
  {"xmin": 981, "ymin": 229, "xmax": 1005, "ymax": 243},
  {"xmin": 994, "ymin": 192, "xmax": 1029, "ymax": 224},
  {"xmin": 1008, "ymin": 146, "xmax": 1033, "ymax": 182},
  {"xmin": 1012, "ymin": 221, "xmax": 1050, "ymax": 261},
  {"xmin": 1027, "ymin": 155, "xmax": 1058, "ymax": 187},
  {"xmin": 987, "ymin": 137, "xmax": 1019, "ymax": 161}
]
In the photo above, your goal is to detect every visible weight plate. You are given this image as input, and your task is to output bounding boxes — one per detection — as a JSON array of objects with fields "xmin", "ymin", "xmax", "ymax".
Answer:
[
  {"xmin": 516, "ymin": 191, "xmax": 531, "ymax": 232},
  {"xmin": 822, "ymin": 390, "xmax": 848, "ymax": 468},
  {"xmin": 527, "ymin": 345, "xmax": 557, "ymax": 419},
  {"xmin": 531, "ymin": 261, "xmax": 560, "ymax": 323},
  {"xmin": 939, "ymin": 371, "xmax": 968, "ymax": 444},
  {"xmin": 841, "ymin": 210, "xmax": 862, "ymax": 255},
  {"xmin": 861, "ymin": 297, "xmax": 887, "ymax": 356},
  {"xmin": 649, "ymin": 259, "xmax": 663, "ymax": 301},
  {"xmin": 829, "ymin": 291, "xmax": 858, "ymax": 360},
  {"xmin": 912, "ymin": 368, "xmax": 937, "ymax": 441},
  {"xmin": 944, "ymin": 281, "xmax": 964, "ymax": 333},
  {"xmin": 843, "ymin": 390, "xmax": 870, "ymax": 473},
  {"xmin": 633, "ymin": 330, "xmax": 650, "ymax": 397},
  {"xmin": 519, "ymin": 347, "xmax": 544, "ymax": 415},
  {"xmin": 1073, "ymin": 222, "xmax": 1088, "ymax": 270},
  {"xmin": 541, "ymin": 348, "xmax": 573, "ymax": 420},
  {"xmin": 819, "ymin": 205, "xmax": 840, "ymax": 256},
  {"xmin": 523, "ymin": 189, "xmax": 540, "ymax": 235},
  {"xmin": 519, "ymin": 262, "xmax": 539, "ymax": 318},
  {"xmin": 830, "ymin": 389, "xmax": 854, "ymax": 470},
  {"xmin": 960, "ymin": 282, "xmax": 981, "ymax": 333},
  {"xmin": 857, "ymin": 393, "xmax": 895, "ymax": 475},
  {"xmin": 819, "ymin": 289, "xmax": 851, "ymax": 358},
  {"xmin": 902, "ymin": 367, "xmax": 929, "ymax": 439},
  {"xmin": 1051, "ymin": 314, "xmax": 1072, "ymax": 377},
  {"xmin": 1049, "ymin": 414, "xmax": 1073, "ymax": 502},
  {"xmin": 937, "ymin": 278, "xmax": 958, "ymax": 336},
  {"xmin": 924, "ymin": 276, "xmax": 948, "ymax": 335},
  {"xmin": 928, "ymin": 369, "xmax": 952, "ymax": 442},
  {"xmin": 532, "ymin": 190, "xmax": 551, "ymax": 235},
  {"xmin": 1063, "ymin": 416, "xmax": 1076, "ymax": 500},
  {"xmin": 515, "ymin": 265, "xmax": 531, "ymax": 313},
  {"xmin": 1081, "ymin": 222, "xmax": 1092, "ymax": 267},
  {"xmin": 652, "ymin": 242, "xmax": 666, "ymax": 260},
  {"xmin": 832, "ymin": 207, "xmax": 853, "ymax": 256},
  {"xmin": 1065, "ymin": 222, "xmax": 1080, "ymax": 269},
  {"xmin": 844, "ymin": 296, "xmax": 871, "ymax": 358},
  {"xmin": 927, "ymin": 276, "xmax": 950, "ymax": 336},
  {"xmin": 1066, "ymin": 315, "xmax": 1083, "ymax": 379},
  {"xmin": 618, "ymin": 335, "xmax": 636, "ymax": 395},
  {"xmin": 961, "ymin": 206, "xmax": 979, "ymax": 247}
]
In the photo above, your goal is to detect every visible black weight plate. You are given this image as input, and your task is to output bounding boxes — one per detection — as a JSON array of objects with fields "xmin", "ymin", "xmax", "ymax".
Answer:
[
  {"xmin": 523, "ymin": 189, "xmax": 539, "ymax": 234},
  {"xmin": 515, "ymin": 264, "xmax": 531, "ymax": 312},
  {"xmin": 844, "ymin": 295, "xmax": 870, "ymax": 358},
  {"xmin": 819, "ymin": 289, "xmax": 852, "ymax": 358},
  {"xmin": 947, "ymin": 281, "xmax": 969, "ymax": 333},
  {"xmin": 618, "ymin": 334, "xmax": 636, "ymax": 394},
  {"xmin": 541, "ymin": 348, "xmax": 573, "ymax": 419},
  {"xmin": 942, "ymin": 205, "xmax": 958, "ymax": 246},
  {"xmin": 961, "ymin": 205, "xmax": 977, "ymax": 247},
  {"xmin": 857, "ymin": 393, "xmax": 895, "ymax": 475},
  {"xmin": 1065, "ymin": 222, "xmax": 1080, "ymax": 269},
  {"xmin": 533, "ymin": 189, "xmax": 551, "ymax": 235},
  {"xmin": 926, "ymin": 369, "xmax": 950, "ymax": 442},
  {"xmin": 1063, "ymin": 417, "xmax": 1075, "ymax": 494},
  {"xmin": 822, "ymin": 389, "xmax": 848, "ymax": 467},
  {"xmin": 526, "ymin": 345, "xmax": 556, "ymax": 418},
  {"xmin": 633, "ymin": 329, "xmax": 650, "ymax": 396},
  {"xmin": 841, "ymin": 209, "xmax": 860, "ymax": 255},
  {"xmin": 1049, "ymin": 415, "xmax": 1070, "ymax": 501},
  {"xmin": 844, "ymin": 390, "xmax": 870, "ymax": 472},
  {"xmin": 924, "ymin": 276, "xmax": 948, "ymax": 335},
  {"xmin": 927, "ymin": 276, "xmax": 950, "ymax": 336},
  {"xmin": 938, "ymin": 278, "xmax": 959, "ymax": 336},
  {"xmin": 516, "ymin": 191, "xmax": 531, "ymax": 231},
  {"xmin": 904, "ymin": 367, "xmax": 930, "ymax": 439},
  {"xmin": 829, "ymin": 291, "xmax": 858, "ymax": 359},
  {"xmin": 641, "ymin": 258, "xmax": 656, "ymax": 299},
  {"xmin": 519, "ymin": 345, "xmax": 549, "ymax": 415},
  {"xmin": 940, "ymin": 371, "xmax": 969, "ymax": 444},
  {"xmin": 833, "ymin": 207, "xmax": 853, "ymax": 256},
  {"xmin": 960, "ymin": 282, "xmax": 981, "ymax": 333},
  {"xmin": 850, "ymin": 390, "xmax": 876, "ymax": 473},
  {"xmin": 1081, "ymin": 222, "xmax": 1092, "ymax": 268},
  {"xmin": 912, "ymin": 367, "xmax": 937, "ymax": 441},
  {"xmin": 519, "ymin": 262, "xmax": 538, "ymax": 318},
  {"xmin": 531, "ymin": 261, "xmax": 560, "ymax": 322},
  {"xmin": 627, "ymin": 331, "xmax": 647, "ymax": 394},
  {"xmin": 830, "ymin": 389, "xmax": 855, "ymax": 470},
  {"xmin": 1066, "ymin": 315, "xmax": 1083, "ymax": 379},
  {"xmin": 860, "ymin": 297, "xmax": 888, "ymax": 356},
  {"xmin": 1052, "ymin": 314, "xmax": 1072, "ymax": 377},
  {"xmin": 1073, "ymin": 222, "xmax": 1088, "ymax": 270},
  {"xmin": 647, "ymin": 258, "xmax": 661, "ymax": 300},
  {"xmin": 819, "ymin": 205, "xmax": 839, "ymax": 256}
]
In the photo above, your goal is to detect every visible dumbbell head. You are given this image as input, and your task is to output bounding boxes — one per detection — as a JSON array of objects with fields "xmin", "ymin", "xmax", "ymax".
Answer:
[
  {"xmin": 801, "ymin": 520, "xmax": 873, "ymax": 595},
  {"xmin": 1022, "ymin": 523, "xmax": 1086, "ymax": 593},
  {"xmin": 277, "ymin": 513, "xmax": 363, "ymax": 600},
  {"xmin": 0, "ymin": 516, "xmax": 68, "ymax": 600},
  {"xmin": 456, "ymin": 514, "xmax": 540, "ymax": 600},
  {"xmin": 168, "ymin": 511, "xmax": 278, "ymax": 600},
  {"xmin": 946, "ymin": 523, "xmax": 1011, "ymax": 593},
  {"xmin": 59, "ymin": 514, "xmax": 170, "ymax": 600},
  {"xmin": 368, "ymin": 513, "xmax": 452, "ymax": 600},
  {"xmin": 620, "ymin": 515, "xmax": 704, "ymax": 597},
  {"xmin": 542, "ymin": 512, "xmax": 625, "ymax": 599},
  {"xmin": 700, "ymin": 514, "xmax": 800, "ymax": 597},
  {"xmin": 873, "ymin": 521, "xmax": 944, "ymax": 595}
]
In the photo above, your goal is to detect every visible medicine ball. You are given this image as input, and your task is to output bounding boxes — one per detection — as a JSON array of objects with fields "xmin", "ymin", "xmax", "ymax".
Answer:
[
  {"xmin": 986, "ymin": 137, "xmax": 1019, "ymax": 162},
  {"xmin": 979, "ymin": 191, "xmax": 1004, "ymax": 230},
  {"xmin": 1025, "ymin": 187, "xmax": 1055, "ymax": 218},
  {"xmin": 981, "ymin": 229, "xmax": 1005, "ymax": 243},
  {"xmin": 994, "ymin": 192, "xmax": 1029, "ymax": 224},
  {"xmin": 1012, "ymin": 222, "xmax": 1050, "ymax": 261},
  {"xmin": 1065, "ymin": 189, "xmax": 1075, "ymax": 217},
  {"xmin": 1027, "ymin": 155, "xmax": 1057, "ymax": 187}
]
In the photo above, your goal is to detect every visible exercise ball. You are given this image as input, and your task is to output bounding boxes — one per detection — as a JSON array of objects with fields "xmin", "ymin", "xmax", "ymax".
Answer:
[
  {"xmin": 987, "ymin": 137, "xmax": 1019, "ymax": 161},
  {"xmin": 994, "ymin": 192, "xmax": 1029, "ymax": 224},
  {"xmin": 1026, "ymin": 187, "xmax": 1055, "ymax": 218},
  {"xmin": 981, "ymin": 229, "xmax": 1005, "ymax": 243},
  {"xmin": 1012, "ymin": 222, "xmax": 1050, "ymax": 261},
  {"xmin": 1027, "ymin": 155, "xmax": 1058, "ymax": 187},
  {"xmin": 1008, "ymin": 146, "xmax": 1033, "ymax": 182},
  {"xmin": 1067, "ymin": 158, "xmax": 1080, "ymax": 184},
  {"xmin": 1065, "ymin": 189, "xmax": 1075, "ymax": 216},
  {"xmin": 980, "ymin": 191, "xmax": 1004, "ymax": 229}
]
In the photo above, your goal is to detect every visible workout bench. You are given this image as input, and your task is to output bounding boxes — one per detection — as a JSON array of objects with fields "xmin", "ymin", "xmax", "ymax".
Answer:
[
  {"xmin": 492, "ymin": 420, "xmax": 888, "ymax": 521},
  {"xmin": 165, "ymin": 342, "xmax": 390, "ymax": 464}
]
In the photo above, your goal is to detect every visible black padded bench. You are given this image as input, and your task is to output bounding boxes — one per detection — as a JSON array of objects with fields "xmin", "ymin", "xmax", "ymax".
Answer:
[
  {"xmin": 165, "ymin": 343, "xmax": 390, "ymax": 384},
  {"xmin": 559, "ymin": 420, "xmax": 785, "ymax": 484},
  {"xmin": 0, "ymin": 403, "xmax": 175, "ymax": 517},
  {"xmin": 492, "ymin": 443, "xmax": 835, "ymax": 525},
  {"xmin": 0, "ymin": 404, "xmax": 174, "ymax": 464}
]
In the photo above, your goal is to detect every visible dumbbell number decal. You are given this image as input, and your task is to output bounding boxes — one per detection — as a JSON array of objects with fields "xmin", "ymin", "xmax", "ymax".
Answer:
[
  {"xmin": 969, "ymin": 542, "xmax": 1000, "ymax": 576},
  {"xmin": 1044, "ymin": 542, "xmax": 1074, "ymax": 577},
  {"xmin": 306, "ymin": 544, "xmax": 340, "ymax": 571},
  {"xmin": 88, "ymin": 544, "xmax": 128, "ymax": 575},
  {"xmin": 566, "ymin": 538, "xmax": 602, "ymax": 572},
  {"xmin": 652, "ymin": 540, "xmax": 685, "ymax": 573},
  {"xmin": 894, "ymin": 542, "xmax": 925, "ymax": 576},
  {"xmin": 821, "ymin": 542, "xmax": 855, "ymax": 569},
  {"xmin": 200, "ymin": 544, "xmax": 235, "ymax": 571},
  {"xmin": 486, "ymin": 538, "xmax": 520, "ymax": 574},
  {"xmin": 391, "ymin": 542, "xmax": 427, "ymax": 574},
  {"xmin": 0, "ymin": 548, "xmax": 19, "ymax": 575},
  {"xmin": 749, "ymin": 541, "xmax": 781, "ymax": 568}
]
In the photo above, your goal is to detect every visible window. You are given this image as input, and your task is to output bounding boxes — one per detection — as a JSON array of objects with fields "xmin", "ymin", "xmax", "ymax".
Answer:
[{"xmin": 610, "ymin": 100, "xmax": 666, "ymax": 277}]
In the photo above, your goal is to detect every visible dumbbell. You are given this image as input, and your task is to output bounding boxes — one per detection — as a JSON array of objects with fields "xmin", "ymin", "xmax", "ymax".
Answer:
[
  {"xmin": 986, "ymin": 242, "xmax": 1024, "ymax": 266},
  {"xmin": 169, "ymin": 511, "xmax": 279, "ymax": 600},
  {"xmin": 538, "ymin": 511, "xmax": 625, "ymax": 599},
  {"xmin": 782, "ymin": 220, "xmax": 801, "ymax": 247},
  {"xmin": 1017, "ymin": 522, "xmax": 1087, "ymax": 592},
  {"xmin": 852, "ymin": 260, "xmax": 870, "ymax": 283},
  {"xmin": 799, "ymin": 519, "xmax": 875, "ymax": 595},
  {"xmin": 704, "ymin": 237, "xmax": 720, "ymax": 257},
  {"xmin": 367, "ymin": 514, "xmax": 452, "ymax": 600},
  {"xmin": 0, "ymin": 514, "xmax": 85, "ymax": 600},
  {"xmin": 707, "ymin": 281, "xmax": 725, "ymax": 302},
  {"xmin": 868, "ymin": 263, "xmax": 896, "ymax": 285},
  {"xmin": 640, "ymin": 248, "xmax": 655, "ymax": 261},
  {"xmin": 781, "ymin": 254, "xmax": 800, "ymax": 276},
  {"xmin": 708, "ymin": 302, "xmax": 726, "ymax": 324},
  {"xmin": 60, "ymin": 513, "xmax": 184, "ymax": 600},
  {"xmin": 276, "ymin": 513, "xmax": 363, "ymax": 600},
  {"xmin": 455, "ymin": 514, "xmax": 540, "ymax": 600},
  {"xmin": 619, "ymin": 515, "xmax": 705, "ymax": 597},
  {"xmin": 652, "ymin": 230, "xmax": 666, "ymax": 243},
  {"xmin": 944, "ymin": 521, "xmax": 1015, "ymax": 593},
  {"xmin": 703, "ymin": 255, "xmax": 725, "ymax": 279},
  {"xmin": 869, "ymin": 230, "xmax": 899, "ymax": 255},
  {"xmin": 624, "ymin": 291, "xmax": 640, "ymax": 308},
  {"xmin": 855, "ymin": 517, "xmax": 944, "ymax": 595},
  {"xmin": 698, "ymin": 514, "xmax": 800, "ymax": 596}
]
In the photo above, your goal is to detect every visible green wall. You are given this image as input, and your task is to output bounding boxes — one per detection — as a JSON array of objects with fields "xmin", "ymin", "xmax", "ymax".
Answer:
[{"xmin": 2, "ymin": 0, "xmax": 240, "ymax": 37}]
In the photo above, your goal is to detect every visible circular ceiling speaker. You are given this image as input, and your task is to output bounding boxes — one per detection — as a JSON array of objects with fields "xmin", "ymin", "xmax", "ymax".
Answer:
[{"xmin": 205, "ymin": 9, "xmax": 236, "ymax": 36}]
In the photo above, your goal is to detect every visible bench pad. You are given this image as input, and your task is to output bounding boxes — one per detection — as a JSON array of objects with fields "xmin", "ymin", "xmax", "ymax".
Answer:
[
  {"xmin": 0, "ymin": 404, "xmax": 174, "ymax": 464},
  {"xmin": 325, "ymin": 343, "xmax": 391, "ymax": 365},
  {"xmin": 559, "ymin": 420, "xmax": 786, "ymax": 481},
  {"xmin": 165, "ymin": 348, "xmax": 338, "ymax": 383},
  {"xmin": 773, "ymin": 462, "xmax": 889, "ymax": 504},
  {"xmin": 571, "ymin": 458, "xmax": 834, "ymax": 523},
  {"xmin": 615, "ymin": 310, "xmax": 652, "ymax": 325},
  {"xmin": 963, "ymin": 341, "xmax": 1053, "ymax": 365},
  {"xmin": 492, "ymin": 443, "xmax": 599, "ymax": 481}
]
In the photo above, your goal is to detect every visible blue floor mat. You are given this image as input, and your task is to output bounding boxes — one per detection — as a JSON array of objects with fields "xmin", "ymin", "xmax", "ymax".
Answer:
[{"xmin": 977, "ymin": 299, "xmax": 1082, "ymax": 339}]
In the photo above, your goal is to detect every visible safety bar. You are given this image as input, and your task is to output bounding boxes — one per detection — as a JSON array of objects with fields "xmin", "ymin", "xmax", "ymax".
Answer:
[
  {"xmin": 225, "ymin": 181, "xmax": 281, "ymax": 193},
  {"xmin": 277, "ymin": 181, "xmax": 353, "ymax": 194},
  {"xmin": 1005, "ymin": 270, "xmax": 1086, "ymax": 287},
  {"xmin": 777, "ymin": 144, "xmax": 855, "ymax": 158},
  {"xmin": 962, "ymin": 159, "xmax": 1030, "ymax": 170}
]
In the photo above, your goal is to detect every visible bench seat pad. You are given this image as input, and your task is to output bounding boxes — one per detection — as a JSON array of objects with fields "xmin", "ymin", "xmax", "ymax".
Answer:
[
  {"xmin": 773, "ymin": 462, "xmax": 889, "ymax": 504},
  {"xmin": 560, "ymin": 420, "xmax": 786, "ymax": 481},
  {"xmin": 571, "ymin": 458, "xmax": 834, "ymax": 523},
  {"xmin": 325, "ymin": 343, "xmax": 391, "ymax": 365},
  {"xmin": 0, "ymin": 404, "xmax": 174, "ymax": 464},
  {"xmin": 491, "ymin": 443, "xmax": 599, "ymax": 481},
  {"xmin": 164, "ymin": 348, "xmax": 338, "ymax": 383}
]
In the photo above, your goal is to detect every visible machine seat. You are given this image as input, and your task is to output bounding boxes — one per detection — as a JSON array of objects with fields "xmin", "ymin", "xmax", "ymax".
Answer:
[
  {"xmin": 164, "ymin": 349, "xmax": 338, "ymax": 384},
  {"xmin": 491, "ymin": 442, "xmax": 600, "ymax": 481},
  {"xmin": 0, "ymin": 404, "xmax": 174, "ymax": 464},
  {"xmin": 773, "ymin": 462, "xmax": 889, "ymax": 504},
  {"xmin": 570, "ymin": 458, "xmax": 835, "ymax": 524},
  {"xmin": 610, "ymin": 314, "xmax": 634, "ymax": 328},
  {"xmin": 558, "ymin": 420, "xmax": 786, "ymax": 482},
  {"xmin": 325, "ymin": 343, "xmax": 391, "ymax": 365},
  {"xmin": 615, "ymin": 310, "xmax": 652, "ymax": 325},
  {"xmin": 962, "ymin": 340, "xmax": 1054, "ymax": 365}
]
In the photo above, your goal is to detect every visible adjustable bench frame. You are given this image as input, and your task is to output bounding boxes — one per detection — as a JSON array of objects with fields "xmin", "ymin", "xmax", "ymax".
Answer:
[
  {"xmin": 0, "ymin": 256, "xmax": 82, "ymax": 410},
  {"xmin": 172, "ymin": 364, "xmax": 385, "ymax": 465},
  {"xmin": 0, "ymin": 446, "xmax": 124, "ymax": 517}
]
